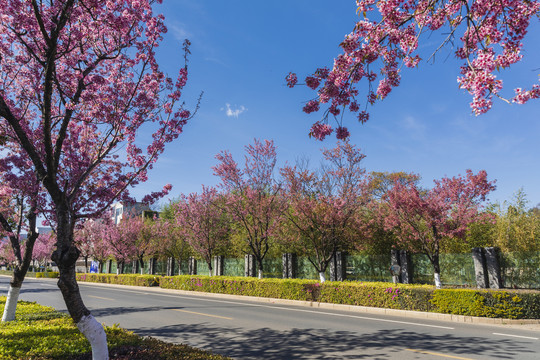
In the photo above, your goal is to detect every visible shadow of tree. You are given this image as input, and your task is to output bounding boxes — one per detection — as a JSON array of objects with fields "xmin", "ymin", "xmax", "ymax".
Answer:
[
  {"xmin": 18, "ymin": 287, "xmax": 59, "ymax": 294},
  {"xmin": 133, "ymin": 324, "xmax": 535, "ymax": 360}
]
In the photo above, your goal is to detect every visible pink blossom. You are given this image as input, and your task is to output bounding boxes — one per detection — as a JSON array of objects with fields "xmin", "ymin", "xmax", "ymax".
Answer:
[
  {"xmin": 335, "ymin": 126, "xmax": 350, "ymax": 140},
  {"xmin": 286, "ymin": 72, "xmax": 298, "ymax": 88},
  {"xmin": 288, "ymin": 0, "xmax": 540, "ymax": 138}
]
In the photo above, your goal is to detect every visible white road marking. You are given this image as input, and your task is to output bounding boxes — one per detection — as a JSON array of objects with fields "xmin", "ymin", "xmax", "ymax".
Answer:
[
  {"xmin": 493, "ymin": 332, "xmax": 539, "ymax": 340},
  {"xmin": 172, "ymin": 308, "xmax": 233, "ymax": 320},
  {"xmin": 406, "ymin": 349, "xmax": 474, "ymax": 359},
  {"xmin": 88, "ymin": 295, "xmax": 115, "ymax": 301}
]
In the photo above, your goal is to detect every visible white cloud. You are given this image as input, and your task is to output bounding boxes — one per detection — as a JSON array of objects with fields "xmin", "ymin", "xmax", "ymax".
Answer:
[
  {"xmin": 223, "ymin": 103, "xmax": 247, "ymax": 118},
  {"xmin": 168, "ymin": 22, "xmax": 191, "ymax": 42}
]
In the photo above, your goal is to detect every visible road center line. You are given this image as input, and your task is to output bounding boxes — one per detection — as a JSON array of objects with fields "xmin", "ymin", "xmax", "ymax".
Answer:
[
  {"xmin": 87, "ymin": 295, "xmax": 115, "ymax": 301},
  {"xmin": 87, "ymin": 286, "xmax": 454, "ymax": 329},
  {"xmin": 405, "ymin": 348, "xmax": 474, "ymax": 359},
  {"xmin": 493, "ymin": 332, "xmax": 539, "ymax": 340},
  {"xmin": 171, "ymin": 308, "xmax": 233, "ymax": 320}
]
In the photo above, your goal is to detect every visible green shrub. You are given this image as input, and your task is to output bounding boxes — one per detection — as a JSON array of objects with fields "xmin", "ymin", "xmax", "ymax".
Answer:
[
  {"xmin": 35, "ymin": 271, "xmax": 59, "ymax": 279},
  {"xmin": 430, "ymin": 289, "xmax": 540, "ymax": 319},
  {"xmin": 0, "ymin": 297, "xmax": 229, "ymax": 360},
  {"xmin": 482, "ymin": 291, "xmax": 525, "ymax": 319},
  {"xmin": 319, "ymin": 281, "xmax": 435, "ymax": 311},
  {"xmin": 160, "ymin": 276, "xmax": 318, "ymax": 301},
  {"xmin": 430, "ymin": 289, "xmax": 487, "ymax": 316},
  {"xmin": 76, "ymin": 273, "xmax": 160, "ymax": 287}
]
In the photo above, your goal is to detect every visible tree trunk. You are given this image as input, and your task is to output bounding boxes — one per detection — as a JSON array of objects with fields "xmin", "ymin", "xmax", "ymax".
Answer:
[
  {"xmin": 319, "ymin": 272, "xmax": 326, "ymax": 283},
  {"xmin": 2, "ymin": 265, "xmax": 26, "ymax": 321},
  {"xmin": 53, "ymin": 243, "xmax": 109, "ymax": 359},
  {"xmin": 53, "ymin": 208, "xmax": 108, "ymax": 360},
  {"xmin": 1, "ymin": 214, "xmax": 38, "ymax": 322},
  {"xmin": 207, "ymin": 261, "xmax": 213, "ymax": 276},
  {"xmin": 256, "ymin": 256, "xmax": 264, "ymax": 279},
  {"xmin": 431, "ymin": 253, "xmax": 442, "ymax": 288},
  {"xmin": 176, "ymin": 260, "xmax": 183, "ymax": 275},
  {"xmin": 2, "ymin": 285, "xmax": 21, "ymax": 321},
  {"xmin": 2, "ymin": 266, "xmax": 28, "ymax": 322}
]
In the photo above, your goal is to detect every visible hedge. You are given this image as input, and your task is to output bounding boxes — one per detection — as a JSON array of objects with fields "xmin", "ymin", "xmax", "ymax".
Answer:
[
  {"xmin": 0, "ymin": 297, "xmax": 230, "ymax": 359},
  {"xmin": 76, "ymin": 273, "xmax": 160, "ymax": 287},
  {"xmin": 35, "ymin": 271, "xmax": 59, "ymax": 278},
  {"xmin": 76, "ymin": 274, "xmax": 540, "ymax": 319},
  {"xmin": 430, "ymin": 289, "xmax": 540, "ymax": 319}
]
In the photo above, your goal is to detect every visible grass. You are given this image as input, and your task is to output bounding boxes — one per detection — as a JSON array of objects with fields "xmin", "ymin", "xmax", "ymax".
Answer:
[{"xmin": 0, "ymin": 297, "xmax": 230, "ymax": 360}]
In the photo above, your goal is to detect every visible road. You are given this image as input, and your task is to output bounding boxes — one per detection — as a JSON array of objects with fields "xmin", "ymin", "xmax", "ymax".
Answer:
[{"xmin": 2, "ymin": 276, "xmax": 539, "ymax": 359}]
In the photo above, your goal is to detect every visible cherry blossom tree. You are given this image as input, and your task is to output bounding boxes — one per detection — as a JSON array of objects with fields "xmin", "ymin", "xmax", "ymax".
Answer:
[
  {"xmin": 384, "ymin": 169, "xmax": 495, "ymax": 287},
  {"xmin": 0, "ymin": 170, "xmax": 41, "ymax": 321},
  {"xmin": 281, "ymin": 141, "xmax": 369, "ymax": 282},
  {"xmin": 112, "ymin": 214, "xmax": 144, "ymax": 273},
  {"xmin": 0, "ymin": 1, "xmax": 196, "ymax": 356},
  {"xmin": 0, "ymin": 238, "xmax": 17, "ymax": 267},
  {"xmin": 287, "ymin": 0, "xmax": 540, "ymax": 140},
  {"xmin": 175, "ymin": 186, "xmax": 230, "ymax": 276},
  {"xmin": 100, "ymin": 219, "xmax": 134, "ymax": 274},
  {"xmin": 368, "ymin": 171, "xmax": 420, "ymax": 200},
  {"xmin": 213, "ymin": 139, "xmax": 286, "ymax": 278},
  {"xmin": 74, "ymin": 217, "xmax": 114, "ymax": 273},
  {"xmin": 32, "ymin": 231, "xmax": 57, "ymax": 271},
  {"xmin": 157, "ymin": 202, "xmax": 191, "ymax": 274}
]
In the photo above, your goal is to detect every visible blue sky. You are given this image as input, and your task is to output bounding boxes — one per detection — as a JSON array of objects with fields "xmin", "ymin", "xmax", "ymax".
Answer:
[{"xmin": 134, "ymin": 1, "xmax": 540, "ymax": 209}]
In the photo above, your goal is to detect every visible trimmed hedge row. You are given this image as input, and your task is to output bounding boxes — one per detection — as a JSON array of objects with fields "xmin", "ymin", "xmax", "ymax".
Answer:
[
  {"xmin": 76, "ymin": 274, "xmax": 540, "ymax": 319},
  {"xmin": 35, "ymin": 271, "xmax": 59, "ymax": 278},
  {"xmin": 430, "ymin": 289, "xmax": 540, "ymax": 319},
  {"xmin": 77, "ymin": 273, "xmax": 160, "ymax": 287}
]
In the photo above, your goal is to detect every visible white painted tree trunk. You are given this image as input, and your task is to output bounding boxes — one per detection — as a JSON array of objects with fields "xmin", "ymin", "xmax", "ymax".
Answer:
[
  {"xmin": 319, "ymin": 272, "xmax": 326, "ymax": 283},
  {"xmin": 434, "ymin": 272, "xmax": 442, "ymax": 288},
  {"xmin": 77, "ymin": 314, "xmax": 109, "ymax": 360},
  {"xmin": 258, "ymin": 269, "xmax": 263, "ymax": 279},
  {"xmin": 1, "ymin": 285, "xmax": 21, "ymax": 322}
]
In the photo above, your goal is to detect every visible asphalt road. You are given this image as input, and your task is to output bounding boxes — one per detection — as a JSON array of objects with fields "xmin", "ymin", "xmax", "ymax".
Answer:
[{"xmin": 2, "ymin": 276, "xmax": 539, "ymax": 359}]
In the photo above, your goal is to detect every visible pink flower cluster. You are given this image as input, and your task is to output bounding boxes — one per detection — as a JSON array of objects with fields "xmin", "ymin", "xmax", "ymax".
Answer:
[{"xmin": 288, "ymin": 0, "xmax": 540, "ymax": 139}]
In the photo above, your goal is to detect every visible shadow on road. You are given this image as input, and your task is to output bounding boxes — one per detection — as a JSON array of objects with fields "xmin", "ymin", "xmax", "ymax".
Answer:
[
  {"xmin": 18, "ymin": 287, "xmax": 59, "ymax": 294},
  {"xmin": 133, "ymin": 323, "xmax": 533, "ymax": 360}
]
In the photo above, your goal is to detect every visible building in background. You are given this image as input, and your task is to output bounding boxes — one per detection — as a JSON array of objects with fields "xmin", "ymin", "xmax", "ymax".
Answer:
[{"xmin": 111, "ymin": 202, "xmax": 151, "ymax": 225}]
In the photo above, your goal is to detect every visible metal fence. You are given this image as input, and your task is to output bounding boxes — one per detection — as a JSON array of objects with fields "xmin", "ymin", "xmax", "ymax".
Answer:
[{"xmin": 99, "ymin": 251, "xmax": 540, "ymax": 289}]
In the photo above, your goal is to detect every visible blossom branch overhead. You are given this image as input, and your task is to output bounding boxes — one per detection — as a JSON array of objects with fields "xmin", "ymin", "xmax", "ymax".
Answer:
[{"xmin": 287, "ymin": 0, "xmax": 540, "ymax": 140}]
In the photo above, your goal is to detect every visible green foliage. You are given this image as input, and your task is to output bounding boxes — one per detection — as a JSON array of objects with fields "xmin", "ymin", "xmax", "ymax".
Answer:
[
  {"xmin": 500, "ymin": 251, "xmax": 540, "ymax": 288},
  {"xmin": 0, "ymin": 297, "xmax": 230, "ymax": 360},
  {"xmin": 318, "ymin": 282, "xmax": 434, "ymax": 311},
  {"xmin": 451, "ymin": 220, "xmax": 495, "ymax": 253},
  {"xmin": 430, "ymin": 289, "xmax": 486, "ymax": 316},
  {"xmin": 160, "ymin": 276, "xmax": 318, "ymax": 301},
  {"xmin": 430, "ymin": 289, "xmax": 540, "ymax": 319},
  {"xmin": 35, "ymin": 271, "xmax": 59, "ymax": 278},
  {"xmin": 76, "ymin": 273, "xmax": 160, "ymax": 287},
  {"xmin": 491, "ymin": 189, "xmax": 540, "ymax": 253}
]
